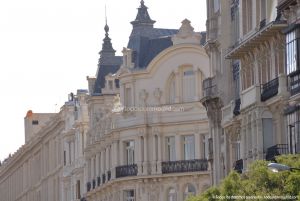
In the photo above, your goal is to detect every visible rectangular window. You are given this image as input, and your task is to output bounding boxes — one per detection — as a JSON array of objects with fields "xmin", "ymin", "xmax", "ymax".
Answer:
[
  {"xmin": 124, "ymin": 190, "xmax": 135, "ymax": 201},
  {"xmin": 213, "ymin": 0, "xmax": 220, "ymax": 13},
  {"xmin": 166, "ymin": 136, "xmax": 176, "ymax": 161},
  {"xmin": 32, "ymin": 120, "xmax": 39, "ymax": 125},
  {"xmin": 126, "ymin": 141, "xmax": 135, "ymax": 165},
  {"xmin": 183, "ymin": 69, "xmax": 195, "ymax": 102},
  {"xmin": 184, "ymin": 135, "xmax": 195, "ymax": 160},
  {"xmin": 286, "ymin": 28, "xmax": 300, "ymax": 74}
]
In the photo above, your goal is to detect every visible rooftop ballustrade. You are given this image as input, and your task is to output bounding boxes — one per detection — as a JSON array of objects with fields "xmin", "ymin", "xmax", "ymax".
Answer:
[
  {"xmin": 266, "ymin": 144, "xmax": 289, "ymax": 161},
  {"xmin": 290, "ymin": 70, "xmax": 300, "ymax": 96},
  {"xmin": 261, "ymin": 77, "xmax": 279, "ymax": 101},
  {"xmin": 116, "ymin": 164, "xmax": 138, "ymax": 178},
  {"xmin": 161, "ymin": 159, "xmax": 208, "ymax": 174},
  {"xmin": 233, "ymin": 159, "xmax": 243, "ymax": 173}
]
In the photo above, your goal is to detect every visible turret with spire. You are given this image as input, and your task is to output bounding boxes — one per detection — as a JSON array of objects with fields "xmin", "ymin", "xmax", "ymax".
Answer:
[
  {"xmin": 98, "ymin": 16, "xmax": 117, "ymax": 65},
  {"xmin": 131, "ymin": 0, "xmax": 156, "ymax": 28}
]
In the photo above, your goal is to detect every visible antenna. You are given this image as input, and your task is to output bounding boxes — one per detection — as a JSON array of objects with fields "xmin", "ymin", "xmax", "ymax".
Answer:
[{"xmin": 105, "ymin": 4, "xmax": 107, "ymax": 25}]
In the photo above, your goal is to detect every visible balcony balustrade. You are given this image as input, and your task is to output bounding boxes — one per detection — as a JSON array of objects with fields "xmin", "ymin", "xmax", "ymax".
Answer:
[
  {"xmin": 261, "ymin": 77, "xmax": 279, "ymax": 101},
  {"xmin": 116, "ymin": 164, "xmax": 138, "ymax": 178},
  {"xmin": 161, "ymin": 159, "xmax": 208, "ymax": 174},
  {"xmin": 233, "ymin": 159, "xmax": 243, "ymax": 173},
  {"xmin": 266, "ymin": 144, "xmax": 289, "ymax": 161}
]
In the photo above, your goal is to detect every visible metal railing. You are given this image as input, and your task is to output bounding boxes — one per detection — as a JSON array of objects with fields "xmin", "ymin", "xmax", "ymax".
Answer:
[
  {"xmin": 290, "ymin": 70, "xmax": 300, "ymax": 96},
  {"xmin": 266, "ymin": 144, "xmax": 289, "ymax": 161},
  {"xmin": 161, "ymin": 159, "xmax": 208, "ymax": 174},
  {"xmin": 233, "ymin": 98, "xmax": 241, "ymax": 115},
  {"xmin": 233, "ymin": 159, "xmax": 243, "ymax": 173},
  {"xmin": 261, "ymin": 77, "xmax": 279, "ymax": 101},
  {"xmin": 116, "ymin": 164, "xmax": 138, "ymax": 178}
]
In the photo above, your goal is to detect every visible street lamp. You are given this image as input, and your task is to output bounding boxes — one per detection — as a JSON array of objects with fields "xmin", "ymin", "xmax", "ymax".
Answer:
[{"xmin": 267, "ymin": 163, "xmax": 300, "ymax": 172}]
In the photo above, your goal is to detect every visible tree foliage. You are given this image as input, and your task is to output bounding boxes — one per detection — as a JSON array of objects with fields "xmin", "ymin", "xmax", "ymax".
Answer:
[{"xmin": 188, "ymin": 154, "xmax": 300, "ymax": 201}]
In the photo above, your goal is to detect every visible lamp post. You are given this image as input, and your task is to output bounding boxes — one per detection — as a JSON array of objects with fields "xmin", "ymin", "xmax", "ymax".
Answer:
[{"xmin": 267, "ymin": 163, "xmax": 300, "ymax": 172}]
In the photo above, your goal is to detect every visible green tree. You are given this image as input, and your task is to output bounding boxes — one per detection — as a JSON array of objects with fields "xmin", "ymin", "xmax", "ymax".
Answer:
[{"xmin": 188, "ymin": 154, "xmax": 300, "ymax": 201}]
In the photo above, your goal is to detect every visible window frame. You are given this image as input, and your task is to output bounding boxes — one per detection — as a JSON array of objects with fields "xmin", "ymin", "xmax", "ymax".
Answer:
[{"xmin": 183, "ymin": 135, "xmax": 195, "ymax": 160}]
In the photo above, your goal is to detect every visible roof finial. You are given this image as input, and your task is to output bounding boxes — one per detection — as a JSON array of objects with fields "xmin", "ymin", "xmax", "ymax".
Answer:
[
  {"xmin": 141, "ymin": 0, "xmax": 144, "ymax": 6},
  {"xmin": 104, "ymin": 5, "xmax": 109, "ymax": 34}
]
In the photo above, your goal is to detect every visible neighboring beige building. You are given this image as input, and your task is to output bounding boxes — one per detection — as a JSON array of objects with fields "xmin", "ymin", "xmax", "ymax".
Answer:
[{"xmin": 203, "ymin": 0, "xmax": 300, "ymax": 185}]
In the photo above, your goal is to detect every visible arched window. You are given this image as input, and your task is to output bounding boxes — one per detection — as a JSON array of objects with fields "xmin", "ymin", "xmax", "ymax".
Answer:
[
  {"xmin": 183, "ymin": 184, "xmax": 196, "ymax": 200},
  {"xmin": 182, "ymin": 68, "xmax": 195, "ymax": 102},
  {"xmin": 167, "ymin": 188, "xmax": 176, "ymax": 201}
]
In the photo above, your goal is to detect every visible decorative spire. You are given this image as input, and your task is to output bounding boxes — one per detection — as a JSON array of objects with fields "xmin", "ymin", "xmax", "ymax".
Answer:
[
  {"xmin": 131, "ymin": 0, "xmax": 156, "ymax": 27},
  {"xmin": 98, "ymin": 6, "xmax": 116, "ymax": 65}
]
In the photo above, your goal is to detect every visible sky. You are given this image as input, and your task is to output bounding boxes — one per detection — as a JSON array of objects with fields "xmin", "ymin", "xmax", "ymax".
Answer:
[{"xmin": 0, "ymin": 0, "xmax": 207, "ymax": 161}]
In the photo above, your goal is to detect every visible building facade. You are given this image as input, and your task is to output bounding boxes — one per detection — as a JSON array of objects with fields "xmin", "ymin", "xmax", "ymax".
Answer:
[
  {"xmin": 0, "ymin": 1, "xmax": 212, "ymax": 201},
  {"xmin": 203, "ymin": 0, "xmax": 300, "ymax": 185}
]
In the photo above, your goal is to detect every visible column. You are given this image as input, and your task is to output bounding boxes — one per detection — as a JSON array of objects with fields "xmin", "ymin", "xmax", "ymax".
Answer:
[
  {"xmin": 157, "ymin": 134, "xmax": 162, "ymax": 174},
  {"xmin": 175, "ymin": 134, "xmax": 182, "ymax": 160},
  {"xmin": 137, "ymin": 136, "xmax": 143, "ymax": 175},
  {"xmin": 256, "ymin": 118, "xmax": 263, "ymax": 159},
  {"xmin": 96, "ymin": 153, "xmax": 100, "ymax": 177},
  {"xmin": 106, "ymin": 147, "xmax": 109, "ymax": 171},
  {"xmin": 151, "ymin": 135, "xmax": 157, "ymax": 174},
  {"xmin": 91, "ymin": 157, "xmax": 94, "ymax": 180},
  {"xmin": 195, "ymin": 133, "xmax": 201, "ymax": 159},
  {"xmin": 119, "ymin": 141, "xmax": 124, "ymax": 165},
  {"xmin": 199, "ymin": 134, "xmax": 205, "ymax": 159},
  {"xmin": 111, "ymin": 141, "xmax": 118, "ymax": 179},
  {"xmin": 143, "ymin": 136, "xmax": 148, "ymax": 175},
  {"xmin": 174, "ymin": 70, "xmax": 180, "ymax": 103}
]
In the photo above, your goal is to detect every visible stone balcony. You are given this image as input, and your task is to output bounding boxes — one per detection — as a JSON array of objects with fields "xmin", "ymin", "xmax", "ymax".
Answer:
[{"xmin": 241, "ymin": 84, "xmax": 261, "ymax": 109}]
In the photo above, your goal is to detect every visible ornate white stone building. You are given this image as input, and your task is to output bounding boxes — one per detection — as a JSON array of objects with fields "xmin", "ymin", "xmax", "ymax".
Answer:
[
  {"xmin": 203, "ymin": 0, "xmax": 300, "ymax": 185},
  {"xmin": 0, "ymin": 1, "xmax": 211, "ymax": 201}
]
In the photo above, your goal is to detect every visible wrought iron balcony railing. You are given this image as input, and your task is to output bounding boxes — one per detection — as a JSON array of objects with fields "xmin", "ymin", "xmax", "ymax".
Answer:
[
  {"xmin": 261, "ymin": 77, "xmax": 279, "ymax": 101},
  {"xmin": 233, "ymin": 98, "xmax": 241, "ymax": 115},
  {"xmin": 86, "ymin": 182, "xmax": 91, "ymax": 192},
  {"xmin": 266, "ymin": 144, "xmax": 289, "ymax": 161},
  {"xmin": 161, "ymin": 159, "xmax": 208, "ymax": 174},
  {"xmin": 116, "ymin": 164, "xmax": 138, "ymax": 178},
  {"xmin": 107, "ymin": 170, "xmax": 111, "ymax": 181},
  {"xmin": 290, "ymin": 70, "xmax": 300, "ymax": 96},
  {"xmin": 233, "ymin": 159, "xmax": 243, "ymax": 173}
]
